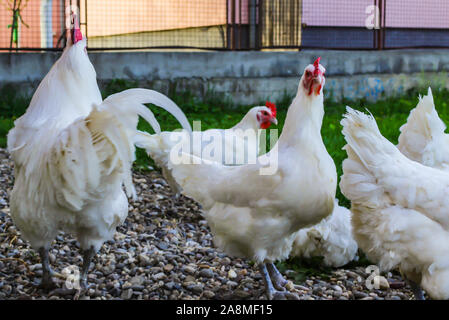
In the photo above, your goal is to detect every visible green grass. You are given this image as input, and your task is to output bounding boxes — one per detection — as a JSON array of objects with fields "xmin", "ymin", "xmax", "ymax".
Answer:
[{"xmin": 2, "ymin": 81, "xmax": 448, "ymax": 278}]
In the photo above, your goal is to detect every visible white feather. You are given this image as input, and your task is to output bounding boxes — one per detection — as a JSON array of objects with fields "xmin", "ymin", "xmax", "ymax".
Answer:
[
  {"xmin": 291, "ymin": 199, "xmax": 358, "ymax": 267},
  {"xmin": 340, "ymin": 107, "xmax": 449, "ymax": 299},
  {"xmin": 398, "ymin": 87, "xmax": 449, "ymax": 170}
]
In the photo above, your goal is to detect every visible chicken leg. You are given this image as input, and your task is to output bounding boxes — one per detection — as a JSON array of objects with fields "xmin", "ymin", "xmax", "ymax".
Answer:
[
  {"xmin": 267, "ymin": 263, "xmax": 289, "ymax": 290},
  {"xmin": 407, "ymin": 279, "xmax": 425, "ymax": 300},
  {"xmin": 38, "ymin": 247, "xmax": 57, "ymax": 290},
  {"xmin": 259, "ymin": 263, "xmax": 299, "ymax": 300},
  {"xmin": 80, "ymin": 246, "xmax": 95, "ymax": 289}
]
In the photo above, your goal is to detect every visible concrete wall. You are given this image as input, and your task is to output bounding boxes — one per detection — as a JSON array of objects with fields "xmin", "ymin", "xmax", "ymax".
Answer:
[{"xmin": 1, "ymin": 49, "xmax": 449, "ymax": 105}]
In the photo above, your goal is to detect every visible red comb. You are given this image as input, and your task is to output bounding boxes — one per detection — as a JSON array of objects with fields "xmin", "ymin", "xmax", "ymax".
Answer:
[
  {"xmin": 312, "ymin": 57, "xmax": 322, "ymax": 77},
  {"xmin": 265, "ymin": 101, "xmax": 276, "ymax": 117}
]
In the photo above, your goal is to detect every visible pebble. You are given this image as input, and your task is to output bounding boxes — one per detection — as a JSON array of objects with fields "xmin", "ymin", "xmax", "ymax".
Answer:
[
  {"xmin": 203, "ymin": 290, "xmax": 215, "ymax": 299},
  {"xmin": 153, "ymin": 273, "xmax": 166, "ymax": 281},
  {"xmin": 130, "ymin": 276, "xmax": 144, "ymax": 286},
  {"xmin": 183, "ymin": 266, "xmax": 196, "ymax": 275},
  {"xmin": 163, "ymin": 264, "xmax": 174, "ymax": 272},
  {"xmin": 375, "ymin": 275, "xmax": 390, "ymax": 290},
  {"xmin": 228, "ymin": 269, "xmax": 237, "ymax": 279},
  {"xmin": 354, "ymin": 291, "xmax": 369, "ymax": 299},
  {"xmin": 121, "ymin": 289, "xmax": 133, "ymax": 300},
  {"xmin": 199, "ymin": 269, "xmax": 214, "ymax": 278}
]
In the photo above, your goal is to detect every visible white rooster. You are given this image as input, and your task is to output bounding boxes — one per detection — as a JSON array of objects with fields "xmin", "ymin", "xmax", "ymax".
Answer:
[
  {"xmin": 340, "ymin": 107, "xmax": 449, "ymax": 300},
  {"xmin": 136, "ymin": 102, "xmax": 277, "ymax": 196},
  {"xmin": 291, "ymin": 199, "xmax": 358, "ymax": 267},
  {"xmin": 398, "ymin": 87, "xmax": 449, "ymax": 170},
  {"xmin": 167, "ymin": 58, "xmax": 337, "ymax": 299},
  {"xmin": 7, "ymin": 13, "xmax": 191, "ymax": 290}
]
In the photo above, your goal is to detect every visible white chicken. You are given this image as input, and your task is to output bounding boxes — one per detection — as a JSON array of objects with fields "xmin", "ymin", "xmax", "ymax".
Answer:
[
  {"xmin": 340, "ymin": 107, "xmax": 449, "ymax": 300},
  {"xmin": 7, "ymin": 13, "xmax": 191, "ymax": 290},
  {"xmin": 291, "ymin": 199, "xmax": 358, "ymax": 267},
  {"xmin": 167, "ymin": 58, "xmax": 337, "ymax": 299},
  {"xmin": 135, "ymin": 102, "xmax": 277, "ymax": 196},
  {"xmin": 398, "ymin": 87, "xmax": 449, "ymax": 170}
]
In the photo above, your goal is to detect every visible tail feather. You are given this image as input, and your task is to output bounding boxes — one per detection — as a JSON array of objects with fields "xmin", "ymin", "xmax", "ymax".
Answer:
[
  {"xmin": 95, "ymin": 88, "xmax": 192, "ymax": 198},
  {"xmin": 102, "ymin": 88, "xmax": 192, "ymax": 136},
  {"xmin": 339, "ymin": 107, "xmax": 397, "ymax": 206},
  {"xmin": 134, "ymin": 131, "xmax": 168, "ymax": 168},
  {"xmin": 341, "ymin": 107, "xmax": 400, "ymax": 169},
  {"xmin": 398, "ymin": 87, "xmax": 449, "ymax": 167},
  {"xmin": 134, "ymin": 130, "xmax": 184, "ymax": 167}
]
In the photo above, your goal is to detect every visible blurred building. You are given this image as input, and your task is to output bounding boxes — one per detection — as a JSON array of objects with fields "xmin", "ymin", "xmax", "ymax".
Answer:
[{"xmin": 1, "ymin": 0, "xmax": 449, "ymax": 50}]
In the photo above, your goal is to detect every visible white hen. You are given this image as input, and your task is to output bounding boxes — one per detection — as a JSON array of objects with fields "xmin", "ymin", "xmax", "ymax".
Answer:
[
  {"xmin": 168, "ymin": 58, "xmax": 337, "ymax": 299},
  {"xmin": 136, "ymin": 102, "xmax": 277, "ymax": 195},
  {"xmin": 7, "ymin": 15, "xmax": 191, "ymax": 289},
  {"xmin": 291, "ymin": 199, "xmax": 358, "ymax": 267},
  {"xmin": 398, "ymin": 87, "xmax": 449, "ymax": 170},
  {"xmin": 340, "ymin": 107, "xmax": 449, "ymax": 300}
]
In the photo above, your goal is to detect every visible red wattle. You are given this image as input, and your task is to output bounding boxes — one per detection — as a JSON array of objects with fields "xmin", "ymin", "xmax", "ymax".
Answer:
[
  {"xmin": 74, "ymin": 28, "xmax": 83, "ymax": 43},
  {"xmin": 260, "ymin": 121, "xmax": 271, "ymax": 129},
  {"xmin": 308, "ymin": 82, "xmax": 314, "ymax": 96}
]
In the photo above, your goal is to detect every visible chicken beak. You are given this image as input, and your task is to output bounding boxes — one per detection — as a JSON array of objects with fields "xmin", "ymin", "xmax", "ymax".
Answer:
[
  {"xmin": 312, "ymin": 75, "xmax": 323, "ymax": 95},
  {"xmin": 270, "ymin": 117, "xmax": 278, "ymax": 125}
]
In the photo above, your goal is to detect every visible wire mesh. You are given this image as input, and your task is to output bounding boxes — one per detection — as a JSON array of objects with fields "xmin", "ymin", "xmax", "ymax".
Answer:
[
  {"xmin": 0, "ymin": 0, "xmax": 66, "ymax": 51},
  {"xmin": 301, "ymin": 0, "xmax": 376, "ymax": 49},
  {"xmin": 259, "ymin": 0, "xmax": 301, "ymax": 48},
  {"xmin": 0, "ymin": 0, "xmax": 448, "ymax": 51},
  {"xmin": 384, "ymin": 0, "xmax": 449, "ymax": 48},
  {"xmin": 85, "ymin": 0, "xmax": 227, "ymax": 49}
]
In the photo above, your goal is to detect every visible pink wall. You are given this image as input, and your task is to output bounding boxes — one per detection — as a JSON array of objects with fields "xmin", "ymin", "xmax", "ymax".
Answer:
[
  {"xmin": 227, "ymin": 0, "xmax": 249, "ymax": 24},
  {"xmin": 302, "ymin": 0, "xmax": 374, "ymax": 27},
  {"xmin": 386, "ymin": 0, "xmax": 449, "ymax": 28},
  {"xmin": 303, "ymin": 0, "xmax": 449, "ymax": 28}
]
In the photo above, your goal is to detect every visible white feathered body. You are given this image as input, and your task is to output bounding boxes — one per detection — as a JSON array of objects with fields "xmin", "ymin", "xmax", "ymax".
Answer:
[
  {"xmin": 398, "ymin": 87, "xmax": 449, "ymax": 170},
  {"xmin": 291, "ymin": 199, "xmax": 358, "ymax": 267},
  {"xmin": 8, "ymin": 39, "xmax": 191, "ymax": 252},
  {"xmin": 340, "ymin": 108, "xmax": 449, "ymax": 299},
  {"xmin": 136, "ymin": 107, "xmax": 267, "ymax": 194},
  {"xmin": 169, "ymin": 83, "xmax": 337, "ymax": 264}
]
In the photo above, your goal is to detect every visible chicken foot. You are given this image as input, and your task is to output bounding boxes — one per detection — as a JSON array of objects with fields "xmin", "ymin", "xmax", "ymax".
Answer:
[
  {"xmin": 37, "ymin": 247, "xmax": 58, "ymax": 290},
  {"xmin": 80, "ymin": 246, "xmax": 95, "ymax": 289},
  {"xmin": 266, "ymin": 263, "xmax": 289, "ymax": 290},
  {"xmin": 259, "ymin": 263, "xmax": 299, "ymax": 300},
  {"xmin": 407, "ymin": 279, "xmax": 425, "ymax": 300}
]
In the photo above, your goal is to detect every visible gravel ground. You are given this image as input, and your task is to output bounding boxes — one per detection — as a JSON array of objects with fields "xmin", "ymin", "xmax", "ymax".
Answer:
[{"xmin": 0, "ymin": 148, "xmax": 416, "ymax": 300}]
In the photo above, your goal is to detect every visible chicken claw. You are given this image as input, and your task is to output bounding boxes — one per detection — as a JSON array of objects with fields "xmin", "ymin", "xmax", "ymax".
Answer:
[
  {"xmin": 80, "ymin": 246, "xmax": 96, "ymax": 289},
  {"xmin": 267, "ymin": 263, "xmax": 289, "ymax": 291},
  {"xmin": 406, "ymin": 279, "xmax": 425, "ymax": 300},
  {"xmin": 259, "ymin": 263, "xmax": 300, "ymax": 300},
  {"xmin": 37, "ymin": 247, "xmax": 58, "ymax": 291}
]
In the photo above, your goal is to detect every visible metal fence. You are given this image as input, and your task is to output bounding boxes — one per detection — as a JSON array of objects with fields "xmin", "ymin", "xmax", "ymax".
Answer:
[{"xmin": 1, "ymin": 0, "xmax": 448, "ymax": 51}]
